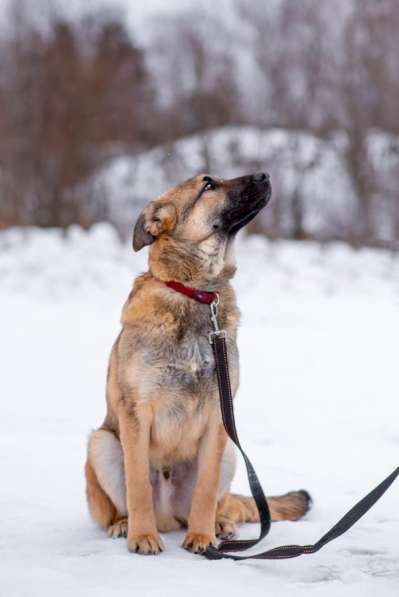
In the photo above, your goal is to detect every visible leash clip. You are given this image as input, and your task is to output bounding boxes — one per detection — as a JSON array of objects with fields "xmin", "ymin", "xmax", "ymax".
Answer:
[{"xmin": 209, "ymin": 295, "xmax": 226, "ymax": 344}]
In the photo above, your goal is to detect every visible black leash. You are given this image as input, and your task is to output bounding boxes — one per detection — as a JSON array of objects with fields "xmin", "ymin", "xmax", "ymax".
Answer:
[{"xmin": 204, "ymin": 300, "xmax": 399, "ymax": 561}]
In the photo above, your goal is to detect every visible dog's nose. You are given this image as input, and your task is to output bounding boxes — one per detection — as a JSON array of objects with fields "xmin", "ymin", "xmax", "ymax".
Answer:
[{"xmin": 252, "ymin": 172, "xmax": 269, "ymax": 183}]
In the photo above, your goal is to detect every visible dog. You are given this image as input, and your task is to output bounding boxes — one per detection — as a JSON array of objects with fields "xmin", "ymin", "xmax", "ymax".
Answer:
[{"xmin": 85, "ymin": 173, "xmax": 311, "ymax": 555}]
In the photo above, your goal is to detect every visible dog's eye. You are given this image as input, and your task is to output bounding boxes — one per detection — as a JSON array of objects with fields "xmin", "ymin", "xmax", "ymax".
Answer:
[{"xmin": 203, "ymin": 179, "xmax": 215, "ymax": 192}]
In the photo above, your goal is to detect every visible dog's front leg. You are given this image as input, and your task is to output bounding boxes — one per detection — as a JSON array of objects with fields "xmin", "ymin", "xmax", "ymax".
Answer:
[
  {"xmin": 118, "ymin": 400, "xmax": 163, "ymax": 555},
  {"xmin": 183, "ymin": 415, "xmax": 227, "ymax": 553}
]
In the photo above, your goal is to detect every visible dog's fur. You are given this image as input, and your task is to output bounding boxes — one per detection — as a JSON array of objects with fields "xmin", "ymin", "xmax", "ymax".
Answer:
[{"xmin": 85, "ymin": 173, "xmax": 310, "ymax": 554}]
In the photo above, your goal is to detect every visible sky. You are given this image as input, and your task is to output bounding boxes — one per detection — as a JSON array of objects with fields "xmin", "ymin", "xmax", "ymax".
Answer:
[{"xmin": 0, "ymin": 0, "xmax": 237, "ymax": 42}]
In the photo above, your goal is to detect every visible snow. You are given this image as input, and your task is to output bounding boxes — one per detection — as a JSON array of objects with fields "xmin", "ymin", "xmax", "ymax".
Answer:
[
  {"xmin": 90, "ymin": 126, "xmax": 356, "ymax": 237},
  {"xmin": 1, "ymin": 225, "xmax": 398, "ymax": 596},
  {"xmin": 89, "ymin": 126, "xmax": 399, "ymax": 240}
]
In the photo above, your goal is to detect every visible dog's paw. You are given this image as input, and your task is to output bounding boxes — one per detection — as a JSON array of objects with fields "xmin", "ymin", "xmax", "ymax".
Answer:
[
  {"xmin": 127, "ymin": 532, "xmax": 164, "ymax": 555},
  {"xmin": 182, "ymin": 531, "xmax": 216, "ymax": 554},
  {"xmin": 215, "ymin": 518, "xmax": 237, "ymax": 540},
  {"xmin": 108, "ymin": 518, "xmax": 128, "ymax": 539}
]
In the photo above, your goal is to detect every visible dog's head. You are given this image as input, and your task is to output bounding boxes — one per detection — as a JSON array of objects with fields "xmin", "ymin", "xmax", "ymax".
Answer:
[{"xmin": 133, "ymin": 173, "xmax": 271, "ymax": 285}]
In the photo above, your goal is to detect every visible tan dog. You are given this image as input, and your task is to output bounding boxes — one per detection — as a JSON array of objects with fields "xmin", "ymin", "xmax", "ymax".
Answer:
[{"xmin": 85, "ymin": 173, "xmax": 310, "ymax": 555}]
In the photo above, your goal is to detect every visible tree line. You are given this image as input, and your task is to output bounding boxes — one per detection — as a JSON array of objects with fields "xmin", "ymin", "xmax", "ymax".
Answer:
[{"xmin": 0, "ymin": 0, "xmax": 398, "ymax": 246}]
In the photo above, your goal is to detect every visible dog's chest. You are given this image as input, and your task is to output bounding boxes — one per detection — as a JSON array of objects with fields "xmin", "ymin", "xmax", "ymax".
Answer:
[{"xmin": 159, "ymin": 333, "xmax": 215, "ymax": 390}]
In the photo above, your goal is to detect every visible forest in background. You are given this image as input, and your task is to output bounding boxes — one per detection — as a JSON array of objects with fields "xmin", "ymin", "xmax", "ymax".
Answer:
[{"xmin": 0, "ymin": 0, "xmax": 398, "ymax": 247}]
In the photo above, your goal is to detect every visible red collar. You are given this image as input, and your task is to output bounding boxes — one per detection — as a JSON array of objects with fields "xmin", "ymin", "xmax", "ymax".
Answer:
[{"xmin": 165, "ymin": 280, "xmax": 217, "ymax": 305}]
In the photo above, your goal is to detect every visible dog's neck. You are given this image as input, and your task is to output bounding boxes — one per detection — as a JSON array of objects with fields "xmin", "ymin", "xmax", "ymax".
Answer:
[{"xmin": 148, "ymin": 235, "xmax": 237, "ymax": 291}]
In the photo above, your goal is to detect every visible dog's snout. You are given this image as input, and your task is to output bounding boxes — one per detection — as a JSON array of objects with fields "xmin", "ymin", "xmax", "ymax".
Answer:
[{"xmin": 252, "ymin": 172, "xmax": 269, "ymax": 183}]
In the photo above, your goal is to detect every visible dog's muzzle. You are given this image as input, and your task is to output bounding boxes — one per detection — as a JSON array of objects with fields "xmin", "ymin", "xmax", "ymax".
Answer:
[{"xmin": 222, "ymin": 172, "xmax": 271, "ymax": 234}]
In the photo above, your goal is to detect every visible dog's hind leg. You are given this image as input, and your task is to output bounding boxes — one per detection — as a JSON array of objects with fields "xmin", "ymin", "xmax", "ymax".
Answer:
[
  {"xmin": 85, "ymin": 429, "xmax": 127, "ymax": 531},
  {"xmin": 215, "ymin": 442, "xmax": 311, "ymax": 537},
  {"xmin": 216, "ymin": 490, "xmax": 312, "ymax": 538}
]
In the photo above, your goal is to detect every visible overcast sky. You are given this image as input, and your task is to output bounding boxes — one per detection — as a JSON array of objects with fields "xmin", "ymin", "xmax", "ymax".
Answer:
[
  {"xmin": 0, "ymin": 0, "xmax": 236, "ymax": 42},
  {"xmin": 63, "ymin": 0, "xmax": 196, "ymax": 23}
]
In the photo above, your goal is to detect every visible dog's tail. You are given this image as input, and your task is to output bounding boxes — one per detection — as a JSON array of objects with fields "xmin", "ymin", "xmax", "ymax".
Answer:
[{"xmin": 219, "ymin": 490, "xmax": 312, "ymax": 524}]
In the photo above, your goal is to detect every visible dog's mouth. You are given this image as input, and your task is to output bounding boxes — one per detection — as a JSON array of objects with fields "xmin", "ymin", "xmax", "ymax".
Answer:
[{"xmin": 222, "ymin": 174, "xmax": 271, "ymax": 235}]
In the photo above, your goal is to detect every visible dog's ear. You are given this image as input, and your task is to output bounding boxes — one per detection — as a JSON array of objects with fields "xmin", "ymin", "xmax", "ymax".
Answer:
[
  {"xmin": 133, "ymin": 209, "xmax": 154, "ymax": 252},
  {"xmin": 133, "ymin": 203, "xmax": 177, "ymax": 252}
]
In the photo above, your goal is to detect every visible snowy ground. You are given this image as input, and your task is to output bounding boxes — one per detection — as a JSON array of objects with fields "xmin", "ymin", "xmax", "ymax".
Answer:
[{"xmin": 1, "ymin": 225, "xmax": 398, "ymax": 596}]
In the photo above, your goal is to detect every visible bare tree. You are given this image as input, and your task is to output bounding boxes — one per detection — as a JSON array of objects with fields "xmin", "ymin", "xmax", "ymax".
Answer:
[{"xmin": 0, "ymin": 2, "xmax": 156, "ymax": 229}]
